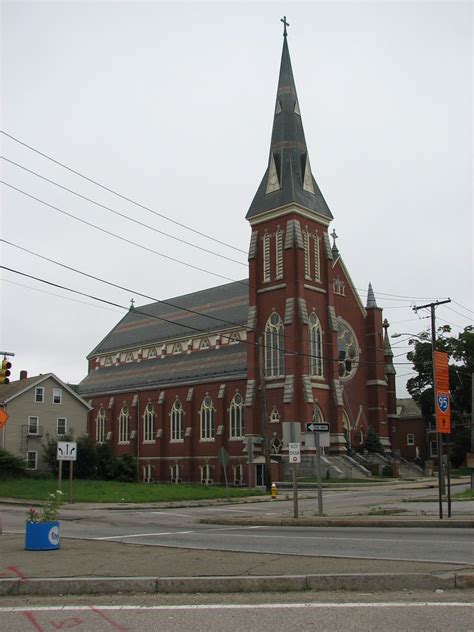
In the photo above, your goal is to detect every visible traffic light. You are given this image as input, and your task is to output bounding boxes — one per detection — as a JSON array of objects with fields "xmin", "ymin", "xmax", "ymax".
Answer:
[{"xmin": 1, "ymin": 359, "xmax": 12, "ymax": 384}]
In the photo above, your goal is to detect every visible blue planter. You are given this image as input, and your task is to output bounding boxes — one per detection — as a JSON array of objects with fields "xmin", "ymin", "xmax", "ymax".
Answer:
[{"xmin": 25, "ymin": 521, "xmax": 60, "ymax": 551}]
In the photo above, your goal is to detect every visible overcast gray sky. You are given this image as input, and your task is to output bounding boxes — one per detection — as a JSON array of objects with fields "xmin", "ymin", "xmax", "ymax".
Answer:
[{"xmin": 1, "ymin": 1, "xmax": 472, "ymax": 398}]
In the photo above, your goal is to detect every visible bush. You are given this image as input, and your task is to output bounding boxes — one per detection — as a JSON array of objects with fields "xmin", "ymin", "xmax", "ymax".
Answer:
[
  {"xmin": 382, "ymin": 465, "xmax": 393, "ymax": 477},
  {"xmin": 76, "ymin": 435, "xmax": 98, "ymax": 479},
  {"xmin": 96, "ymin": 441, "xmax": 115, "ymax": 480},
  {"xmin": 110, "ymin": 454, "xmax": 138, "ymax": 482},
  {"xmin": 0, "ymin": 449, "xmax": 27, "ymax": 479},
  {"xmin": 364, "ymin": 426, "xmax": 385, "ymax": 454}
]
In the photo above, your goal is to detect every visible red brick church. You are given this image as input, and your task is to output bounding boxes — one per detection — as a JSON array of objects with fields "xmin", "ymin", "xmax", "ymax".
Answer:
[{"xmin": 78, "ymin": 28, "xmax": 397, "ymax": 486}]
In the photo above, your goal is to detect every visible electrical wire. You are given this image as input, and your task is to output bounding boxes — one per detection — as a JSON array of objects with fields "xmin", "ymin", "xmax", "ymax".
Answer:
[{"xmin": 1, "ymin": 156, "xmax": 247, "ymax": 267}]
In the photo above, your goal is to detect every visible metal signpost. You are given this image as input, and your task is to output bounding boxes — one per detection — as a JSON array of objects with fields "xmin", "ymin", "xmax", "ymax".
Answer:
[
  {"xmin": 288, "ymin": 442, "xmax": 300, "ymax": 518},
  {"xmin": 434, "ymin": 351, "xmax": 451, "ymax": 517},
  {"xmin": 57, "ymin": 441, "xmax": 77, "ymax": 503},
  {"xmin": 305, "ymin": 421, "xmax": 329, "ymax": 516}
]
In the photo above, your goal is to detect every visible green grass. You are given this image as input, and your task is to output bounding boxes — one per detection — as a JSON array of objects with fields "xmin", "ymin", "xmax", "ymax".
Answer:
[
  {"xmin": 454, "ymin": 488, "xmax": 474, "ymax": 501},
  {"xmin": 294, "ymin": 477, "xmax": 392, "ymax": 484},
  {"xmin": 0, "ymin": 478, "xmax": 264, "ymax": 503}
]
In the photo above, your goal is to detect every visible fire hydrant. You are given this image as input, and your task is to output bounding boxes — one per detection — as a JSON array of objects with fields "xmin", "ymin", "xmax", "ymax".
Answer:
[{"xmin": 271, "ymin": 482, "xmax": 277, "ymax": 500}]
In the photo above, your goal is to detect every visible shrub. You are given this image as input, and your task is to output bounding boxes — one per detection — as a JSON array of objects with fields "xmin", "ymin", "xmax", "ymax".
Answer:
[
  {"xmin": 111, "ymin": 454, "xmax": 138, "ymax": 482},
  {"xmin": 382, "ymin": 465, "xmax": 393, "ymax": 477},
  {"xmin": 0, "ymin": 449, "xmax": 27, "ymax": 479}
]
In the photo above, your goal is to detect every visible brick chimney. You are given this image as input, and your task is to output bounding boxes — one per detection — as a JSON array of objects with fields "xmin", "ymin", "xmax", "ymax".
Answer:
[{"xmin": 20, "ymin": 370, "xmax": 28, "ymax": 380}]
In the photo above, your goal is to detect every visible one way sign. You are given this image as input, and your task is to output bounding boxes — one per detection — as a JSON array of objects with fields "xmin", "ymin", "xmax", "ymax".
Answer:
[
  {"xmin": 305, "ymin": 422, "xmax": 330, "ymax": 432},
  {"xmin": 57, "ymin": 441, "xmax": 77, "ymax": 461}
]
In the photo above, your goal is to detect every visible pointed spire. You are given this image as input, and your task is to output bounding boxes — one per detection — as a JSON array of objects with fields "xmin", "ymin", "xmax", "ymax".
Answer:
[
  {"xmin": 383, "ymin": 318, "xmax": 396, "ymax": 375},
  {"xmin": 366, "ymin": 283, "xmax": 378, "ymax": 309},
  {"xmin": 246, "ymin": 26, "xmax": 333, "ymax": 221}
]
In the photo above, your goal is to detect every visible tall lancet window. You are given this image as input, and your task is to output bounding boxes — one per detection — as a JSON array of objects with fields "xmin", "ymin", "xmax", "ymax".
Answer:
[
  {"xmin": 200, "ymin": 395, "xmax": 215, "ymax": 440},
  {"xmin": 303, "ymin": 228, "xmax": 311, "ymax": 280},
  {"xmin": 96, "ymin": 407, "xmax": 106, "ymax": 444},
  {"xmin": 143, "ymin": 402, "xmax": 155, "ymax": 443},
  {"xmin": 170, "ymin": 399, "xmax": 184, "ymax": 441},
  {"xmin": 229, "ymin": 393, "xmax": 245, "ymax": 439},
  {"xmin": 313, "ymin": 233, "xmax": 321, "ymax": 282},
  {"xmin": 263, "ymin": 231, "xmax": 271, "ymax": 282},
  {"xmin": 275, "ymin": 227, "xmax": 283, "ymax": 279},
  {"xmin": 118, "ymin": 405, "xmax": 130, "ymax": 444},
  {"xmin": 309, "ymin": 312, "xmax": 323, "ymax": 377},
  {"xmin": 264, "ymin": 312, "xmax": 285, "ymax": 377}
]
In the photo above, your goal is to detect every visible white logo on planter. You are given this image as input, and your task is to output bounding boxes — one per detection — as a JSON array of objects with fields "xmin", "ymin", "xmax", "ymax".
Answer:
[{"xmin": 48, "ymin": 526, "xmax": 60, "ymax": 545}]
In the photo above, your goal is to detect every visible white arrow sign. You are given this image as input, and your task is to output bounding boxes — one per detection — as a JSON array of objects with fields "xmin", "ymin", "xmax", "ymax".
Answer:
[{"xmin": 57, "ymin": 441, "xmax": 77, "ymax": 461}]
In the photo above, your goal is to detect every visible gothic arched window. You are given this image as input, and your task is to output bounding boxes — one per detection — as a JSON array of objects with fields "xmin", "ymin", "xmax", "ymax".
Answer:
[
  {"xmin": 303, "ymin": 227, "xmax": 311, "ymax": 280},
  {"xmin": 229, "ymin": 331, "xmax": 240, "ymax": 344},
  {"xmin": 200, "ymin": 395, "xmax": 215, "ymax": 440},
  {"xmin": 143, "ymin": 402, "xmax": 155, "ymax": 442},
  {"xmin": 309, "ymin": 312, "xmax": 323, "ymax": 377},
  {"xmin": 337, "ymin": 318, "xmax": 359, "ymax": 379},
  {"xmin": 170, "ymin": 399, "xmax": 183, "ymax": 441},
  {"xmin": 264, "ymin": 312, "xmax": 285, "ymax": 377},
  {"xmin": 118, "ymin": 405, "xmax": 130, "ymax": 443},
  {"xmin": 96, "ymin": 407, "xmax": 106, "ymax": 443},
  {"xmin": 200, "ymin": 337, "xmax": 210, "ymax": 350},
  {"xmin": 313, "ymin": 233, "xmax": 321, "ymax": 282},
  {"xmin": 173, "ymin": 342, "xmax": 183, "ymax": 355},
  {"xmin": 229, "ymin": 393, "xmax": 245, "ymax": 438}
]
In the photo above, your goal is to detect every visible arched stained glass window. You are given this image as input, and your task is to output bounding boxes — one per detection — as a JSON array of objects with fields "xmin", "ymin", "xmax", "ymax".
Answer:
[
  {"xmin": 200, "ymin": 396, "xmax": 215, "ymax": 440},
  {"xmin": 143, "ymin": 402, "xmax": 155, "ymax": 442},
  {"xmin": 337, "ymin": 318, "xmax": 359, "ymax": 379},
  {"xmin": 118, "ymin": 405, "xmax": 130, "ymax": 443},
  {"xmin": 309, "ymin": 312, "xmax": 323, "ymax": 377},
  {"xmin": 229, "ymin": 393, "xmax": 245, "ymax": 438},
  {"xmin": 170, "ymin": 399, "xmax": 183, "ymax": 441},
  {"xmin": 264, "ymin": 312, "xmax": 284, "ymax": 377},
  {"xmin": 96, "ymin": 407, "xmax": 106, "ymax": 443}
]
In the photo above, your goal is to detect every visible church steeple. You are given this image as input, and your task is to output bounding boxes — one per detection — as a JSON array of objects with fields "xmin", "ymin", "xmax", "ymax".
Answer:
[{"xmin": 246, "ymin": 24, "xmax": 333, "ymax": 221}]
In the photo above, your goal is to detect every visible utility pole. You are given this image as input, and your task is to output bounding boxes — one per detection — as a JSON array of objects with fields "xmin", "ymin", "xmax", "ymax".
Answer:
[
  {"xmin": 413, "ymin": 298, "xmax": 451, "ymax": 519},
  {"xmin": 258, "ymin": 335, "xmax": 272, "ymax": 491}
]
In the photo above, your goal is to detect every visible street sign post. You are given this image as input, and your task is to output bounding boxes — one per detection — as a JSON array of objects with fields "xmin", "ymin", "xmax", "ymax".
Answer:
[
  {"xmin": 57, "ymin": 442, "xmax": 77, "ymax": 503},
  {"xmin": 305, "ymin": 422, "xmax": 330, "ymax": 433},
  {"xmin": 288, "ymin": 442, "xmax": 301, "ymax": 464}
]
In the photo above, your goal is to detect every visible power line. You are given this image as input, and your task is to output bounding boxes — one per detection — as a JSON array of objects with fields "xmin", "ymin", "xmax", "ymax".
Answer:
[
  {"xmin": 2, "ymin": 131, "xmax": 447, "ymax": 305},
  {"xmin": 1, "ymin": 156, "xmax": 247, "ymax": 268},
  {"xmin": 452, "ymin": 300, "xmax": 474, "ymax": 314},
  {"xmin": 0, "ymin": 264, "xmax": 418, "ymax": 368},
  {"xmin": 1, "ymin": 181, "xmax": 249, "ymax": 288},
  {"xmin": 0, "ymin": 130, "xmax": 248, "ymax": 255},
  {"xmin": 445, "ymin": 305, "xmax": 473, "ymax": 322}
]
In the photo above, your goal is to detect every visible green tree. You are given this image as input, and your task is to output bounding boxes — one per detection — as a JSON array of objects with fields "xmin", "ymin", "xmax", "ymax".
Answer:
[
  {"xmin": 75, "ymin": 434, "xmax": 98, "ymax": 479},
  {"xmin": 96, "ymin": 441, "xmax": 114, "ymax": 480},
  {"xmin": 364, "ymin": 425, "xmax": 384, "ymax": 454},
  {"xmin": 0, "ymin": 449, "xmax": 27, "ymax": 478},
  {"xmin": 406, "ymin": 325, "xmax": 473, "ymax": 465}
]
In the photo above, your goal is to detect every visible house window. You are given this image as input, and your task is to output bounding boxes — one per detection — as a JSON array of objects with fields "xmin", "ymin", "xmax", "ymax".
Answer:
[
  {"xmin": 118, "ymin": 405, "xmax": 130, "ymax": 443},
  {"xmin": 28, "ymin": 416, "xmax": 39, "ymax": 435},
  {"xmin": 303, "ymin": 228, "xmax": 311, "ymax": 279},
  {"xmin": 337, "ymin": 318, "xmax": 359, "ymax": 379},
  {"xmin": 263, "ymin": 231, "xmax": 271, "ymax": 282},
  {"xmin": 96, "ymin": 407, "xmax": 106, "ymax": 443},
  {"xmin": 200, "ymin": 396, "xmax": 215, "ymax": 440},
  {"xmin": 57, "ymin": 418, "xmax": 67, "ymax": 435},
  {"xmin": 430, "ymin": 440, "xmax": 438, "ymax": 457},
  {"xmin": 275, "ymin": 227, "xmax": 283, "ymax": 279},
  {"xmin": 35, "ymin": 387, "xmax": 44, "ymax": 403},
  {"xmin": 170, "ymin": 399, "xmax": 184, "ymax": 441},
  {"xmin": 309, "ymin": 312, "xmax": 323, "ymax": 377},
  {"xmin": 26, "ymin": 451, "xmax": 38, "ymax": 470},
  {"xmin": 229, "ymin": 393, "xmax": 245, "ymax": 438},
  {"xmin": 234, "ymin": 464, "xmax": 243, "ymax": 486},
  {"xmin": 314, "ymin": 233, "xmax": 321, "ymax": 281},
  {"xmin": 143, "ymin": 402, "xmax": 155, "ymax": 442},
  {"xmin": 200, "ymin": 464, "xmax": 213, "ymax": 484},
  {"xmin": 264, "ymin": 312, "xmax": 285, "ymax": 377},
  {"xmin": 170, "ymin": 463, "xmax": 182, "ymax": 483},
  {"xmin": 52, "ymin": 388, "xmax": 62, "ymax": 404},
  {"xmin": 407, "ymin": 433, "xmax": 415, "ymax": 446}
]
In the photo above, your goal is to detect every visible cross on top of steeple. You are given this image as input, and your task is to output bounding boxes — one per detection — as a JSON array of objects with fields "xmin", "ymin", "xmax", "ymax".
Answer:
[{"xmin": 281, "ymin": 16, "xmax": 290, "ymax": 37}]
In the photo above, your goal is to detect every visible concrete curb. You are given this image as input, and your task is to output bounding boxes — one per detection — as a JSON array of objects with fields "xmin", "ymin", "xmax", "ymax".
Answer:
[
  {"xmin": 200, "ymin": 517, "xmax": 474, "ymax": 528},
  {"xmin": 1, "ymin": 572, "xmax": 473, "ymax": 596}
]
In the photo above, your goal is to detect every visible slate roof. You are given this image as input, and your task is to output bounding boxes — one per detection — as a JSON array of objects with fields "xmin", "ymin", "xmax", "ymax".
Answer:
[
  {"xmin": 246, "ymin": 35, "xmax": 333, "ymax": 221},
  {"xmin": 0, "ymin": 373, "xmax": 91, "ymax": 408},
  {"xmin": 77, "ymin": 343, "xmax": 247, "ymax": 396},
  {"xmin": 89, "ymin": 279, "xmax": 249, "ymax": 357},
  {"xmin": 396, "ymin": 398, "xmax": 422, "ymax": 418}
]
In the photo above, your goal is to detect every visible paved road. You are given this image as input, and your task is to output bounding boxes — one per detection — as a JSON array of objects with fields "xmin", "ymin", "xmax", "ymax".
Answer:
[
  {"xmin": 2, "ymin": 485, "xmax": 473, "ymax": 565},
  {"xmin": 1, "ymin": 597, "xmax": 473, "ymax": 631}
]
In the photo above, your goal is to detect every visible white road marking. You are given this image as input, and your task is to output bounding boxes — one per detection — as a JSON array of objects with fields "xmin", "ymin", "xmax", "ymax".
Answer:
[
  {"xmin": 0, "ymin": 602, "xmax": 472, "ymax": 613},
  {"xmin": 150, "ymin": 511, "xmax": 191, "ymax": 517},
  {"xmin": 94, "ymin": 525, "xmax": 262, "ymax": 540}
]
